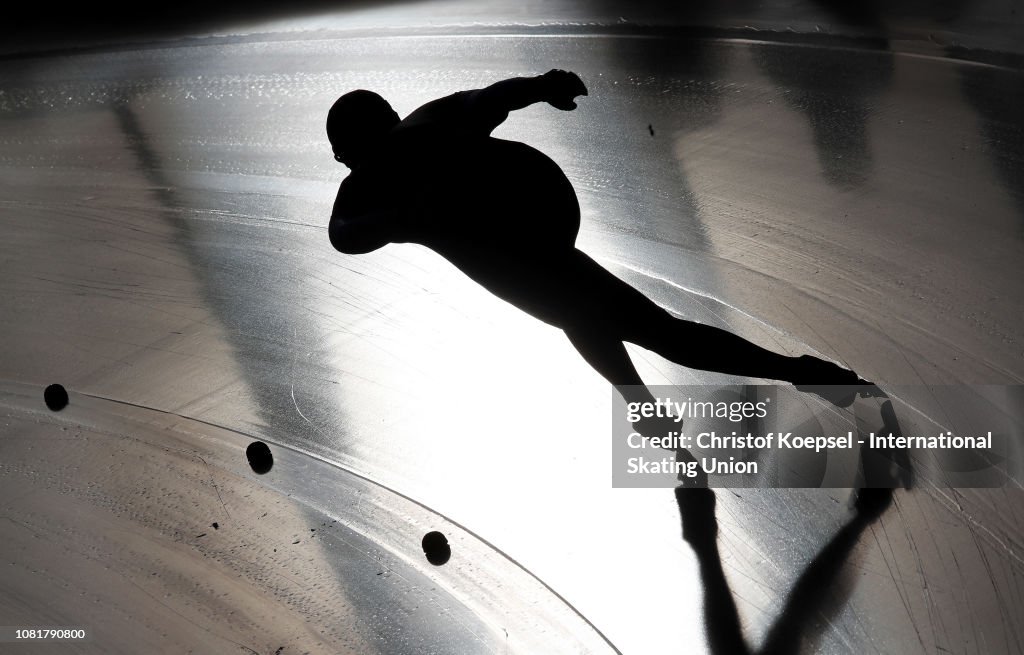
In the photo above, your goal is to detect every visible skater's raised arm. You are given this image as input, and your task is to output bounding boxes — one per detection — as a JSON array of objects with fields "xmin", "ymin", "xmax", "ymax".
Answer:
[
  {"xmin": 401, "ymin": 69, "xmax": 588, "ymax": 135},
  {"xmin": 471, "ymin": 69, "xmax": 588, "ymax": 115}
]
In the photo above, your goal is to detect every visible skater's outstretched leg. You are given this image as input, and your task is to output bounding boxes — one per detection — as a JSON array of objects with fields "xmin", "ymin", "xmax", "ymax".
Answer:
[
  {"xmin": 443, "ymin": 247, "xmax": 865, "ymax": 403},
  {"xmin": 560, "ymin": 250, "xmax": 861, "ymax": 388},
  {"xmin": 627, "ymin": 300, "xmax": 867, "ymax": 407},
  {"xmin": 630, "ymin": 315, "xmax": 865, "ymax": 393}
]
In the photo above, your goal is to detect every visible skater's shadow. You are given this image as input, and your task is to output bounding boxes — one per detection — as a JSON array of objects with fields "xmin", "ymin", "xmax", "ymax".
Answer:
[
  {"xmin": 676, "ymin": 486, "xmax": 893, "ymax": 655},
  {"xmin": 661, "ymin": 389, "xmax": 909, "ymax": 654}
]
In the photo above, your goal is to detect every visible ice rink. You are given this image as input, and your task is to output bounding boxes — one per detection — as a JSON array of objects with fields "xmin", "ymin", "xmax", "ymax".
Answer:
[{"xmin": 2, "ymin": 1, "xmax": 1023, "ymax": 653}]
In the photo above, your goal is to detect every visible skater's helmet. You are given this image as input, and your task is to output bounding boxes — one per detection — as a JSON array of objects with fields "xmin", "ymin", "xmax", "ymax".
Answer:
[{"xmin": 327, "ymin": 90, "xmax": 400, "ymax": 169}]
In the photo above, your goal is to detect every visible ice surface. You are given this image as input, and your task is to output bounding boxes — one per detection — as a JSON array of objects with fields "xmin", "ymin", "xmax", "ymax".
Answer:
[{"xmin": 1, "ymin": 5, "xmax": 1023, "ymax": 653}]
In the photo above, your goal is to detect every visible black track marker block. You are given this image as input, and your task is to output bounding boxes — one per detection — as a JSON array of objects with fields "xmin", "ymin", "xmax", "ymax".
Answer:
[
  {"xmin": 246, "ymin": 441, "xmax": 273, "ymax": 474},
  {"xmin": 422, "ymin": 530, "xmax": 451, "ymax": 566},
  {"xmin": 44, "ymin": 384, "xmax": 69, "ymax": 411}
]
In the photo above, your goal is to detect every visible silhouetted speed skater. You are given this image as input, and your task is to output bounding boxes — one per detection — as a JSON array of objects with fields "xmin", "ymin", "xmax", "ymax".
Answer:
[{"xmin": 326, "ymin": 70, "xmax": 868, "ymax": 401}]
